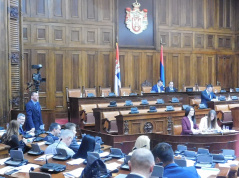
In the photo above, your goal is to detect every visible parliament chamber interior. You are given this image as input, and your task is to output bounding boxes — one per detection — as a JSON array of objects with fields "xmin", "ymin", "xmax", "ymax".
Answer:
[{"xmin": 1, "ymin": 0, "xmax": 239, "ymax": 177}]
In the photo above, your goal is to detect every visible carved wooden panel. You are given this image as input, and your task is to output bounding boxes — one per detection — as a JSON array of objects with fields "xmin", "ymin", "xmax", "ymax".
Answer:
[
  {"xmin": 158, "ymin": 0, "xmax": 168, "ymax": 25},
  {"xmin": 207, "ymin": 0, "xmax": 215, "ymax": 28},
  {"xmin": 171, "ymin": 0, "xmax": 180, "ymax": 26},
  {"xmin": 98, "ymin": 52, "xmax": 112, "ymax": 88},
  {"xmin": 193, "ymin": 0, "xmax": 204, "ymax": 28},
  {"xmin": 132, "ymin": 53, "xmax": 140, "ymax": 92},
  {"xmin": 171, "ymin": 33, "xmax": 181, "ymax": 48},
  {"xmin": 182, "ymin": 55, "xmax": 191, "ymax": 86},
  {"xmin": 159, "ymin": 32, "xmax": 169, "ymax": 47},
  {"xmin": 217, "ymin": 56, "xmax": 233, "ymax": 88},
  {"xmin": 71, "ymin": 53, "xmax": 80, "ymax": 89},
  {"xmin": 70, "ymin": 0, "xmax": 80, "ymax": 18},
  {"xmin": 55, "ymin": 53, "xmax": 64, "ymax": 92},
  {"xmin": 82, "ymin": 0, "xmax": 97, "ymax": 21},
  {"xmin": 52, "ymin": 26, "xmax": 65, "ymax": 44},
  {"xmin": 34, "ymin": 25, "xmax": 49, "ymax": 43},
  {"xmin": 181, "ymin": 0, "xmax": 192, "ymax": 27},
  {"xmin": 145, "ymin": 54, "xmax": 154, "ymax": 86},
  {"xmin": 100, "ymin": 28, "xmax": 112, "ymax": 46},
  {"xmin": 196, "ymin": 55, "xmax": 203, "ymax": 85},
  {"xmin": 195, "ymin": 34, "xmax": 204, "ymax": 48},
  {"xmin": 86, "ymin": 52, "xmax": 97, "ymax": 88},
  {"xmin": 207, "ymin": 34, "xmax": 214, "ymax": 49},
  {"xmin": 183, "ymin": 33, "xmax": 192, "ymax": 48}
]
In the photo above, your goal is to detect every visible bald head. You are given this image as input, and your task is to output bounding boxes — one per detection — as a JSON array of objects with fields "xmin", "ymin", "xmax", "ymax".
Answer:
[{"xmin": 129, "ymin": 148, "xmax": 155, "ymax": 177}]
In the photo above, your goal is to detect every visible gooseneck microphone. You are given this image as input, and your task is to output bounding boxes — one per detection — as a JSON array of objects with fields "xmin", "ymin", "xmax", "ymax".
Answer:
[{"xmin": 55, "ymin": 138, "xmax": 63, "ymax": 150}]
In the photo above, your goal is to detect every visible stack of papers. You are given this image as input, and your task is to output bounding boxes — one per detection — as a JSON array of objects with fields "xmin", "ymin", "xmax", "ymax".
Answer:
[
  {"xmin": 0, "ymin": 166, "xmax": 15, "ymax": 175},
  {"xmin": 197, "ymin": 168, "xmax": 220, "ymax": 178},
  {"xmin": 99, "ymin": 152, "xmax": 110, "ymax": 157},
  {"xmin": 35, "ymin": 154, "xmax": 54, "ymax": 161},
  {"xmin": 186, "ymin": 160, "xmax": 195, "ymax": 167},
  {"xmin": 37, "ymin": 141, "xmax": 45, "ymax": 146},
  {"xmin": 67, "ymin": 158, "xmax": 84, "ymax": 165},
  {"xmin": 18, "ymin": 164, "xmax": 40, "ymax": 173},
  {"xmin": 63, "ymin": 167, "xmax": 84, "ymax": 177}
]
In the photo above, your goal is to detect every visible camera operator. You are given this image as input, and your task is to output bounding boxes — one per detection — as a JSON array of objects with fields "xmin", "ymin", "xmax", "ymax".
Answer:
[{"xmin": 25, "ymin": 91, "xmax": 44, "ymax": 133}]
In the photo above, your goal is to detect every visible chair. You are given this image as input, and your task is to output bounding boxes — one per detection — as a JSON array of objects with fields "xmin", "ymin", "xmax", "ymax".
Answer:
[
  {"xmin": 83, "ymin": 86, "xmax": 97, "ymax": 97},
  {"xmin": 120, "ymin": 86, "xmax": 131, "ymax": 96},
  {"xmin": 173, "ymin": 125, "xmax": 182, "ymax": 135},
  {"xmin": 174, "ymin": 159, "xmax": 187, "ymax": 167},
  {"xmin": 197, "ymin": 148, "xmax": 209, "ymax": 155},
  {"xmin": 29, "ymin": 172, "xmax": 51, "ymax": 178},
  {"xmin": 184, "ymin": 150, "xmax": 197, "ymax": 160},
  {"xmin": 141, "ymin": 80, "xmax": 152, "ymax": 93},
  {"xmin": 80, "ymin": 104, "xmax": 97, "ymax": 129},
  {"xmin": 197, "ymin": 86, "xmax": 206, "ymax": 91},
  {"xmin": 213, "ymin": 86, "xmax": 221, "ymax": 93},
  {"xmin": 151, "ymin": 165, "xmax": 164, "ymax": 178},
  {"xmin": 215, "ymin": 105, "xmax": 233, "ymax": 126},
  {"xmin": 228, "ymin": 104, "xmax": 239, "ymax": 109},
  {"xmin": 97, "ymin": 103, "xmax": 109, "ymax": 108},
  {"xmin": 190, "ymin": 98, "xmax": 201, "ymax": 109},
  {"xmin": 174, "ymin": 107, "xmax": 182, "ymax": 111},
  {"xmin": 99, "ymin": 86, "xmax": 111, "ymax": 97},
  {"xmin": 102, "ymin": 111, "xmax": 119, "ymax": 134},
  {"xmin": 183, "ymin": 86, "xmax": 196, "ymax": 92},
  {"xmin": 138, "ymin": 109, "xmax": 149, "ymax": 114},
  {"xmin": 66, "ymin": 87, "xmax": 81, "ymax": 121}
]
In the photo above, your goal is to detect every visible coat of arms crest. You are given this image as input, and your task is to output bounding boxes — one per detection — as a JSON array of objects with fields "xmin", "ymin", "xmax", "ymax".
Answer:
[{"xmin": 125, "ymin": 0, "xmax": 148, "ymax": 35}]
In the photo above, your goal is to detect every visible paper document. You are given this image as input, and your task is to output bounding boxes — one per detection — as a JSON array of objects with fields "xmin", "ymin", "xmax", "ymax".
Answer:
[
  {"xmin": 67, "ymin": 158, "xmax": 84, "ymax": 165},
  {"xmin": 37, "ymin": 141, "xmax": 45, "ymax": 146},
  {"xmin": 0, "ymin": 166, "xmax": 15, "ymax": 175},
  {"xmin": 105, "ymin": 162, "xmax": 121, "ymax": 171},
  {"xmin": 100, "ymin": 152, "xmax": 110, "ymax": 157},
  {"xmin": 197, "ymin": 168, "xmax": 220, "ymax": 178},
  {"xmin": 18, "ymin": 164, "xmax": 40, "ymax": 173},
  {"xmin": 63, "ymin": 167, "xmax": 84, "ymax": 177},
  {"xmin": 0, "ymin": 157, "xmax": 10, "ymax": 165},
  {"xmin": 35, "ymin": 154, "xmax": 54, "ymax": 161}
]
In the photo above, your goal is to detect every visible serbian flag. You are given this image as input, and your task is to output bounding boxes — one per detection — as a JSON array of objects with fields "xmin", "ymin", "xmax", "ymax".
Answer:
[
  {"xmin": 160, "ymin": 44, "xmax": 165, "ymax": 86},
  {"xmin": 114, "ymin": 43, "xmax": 121, "ymax": 96}
]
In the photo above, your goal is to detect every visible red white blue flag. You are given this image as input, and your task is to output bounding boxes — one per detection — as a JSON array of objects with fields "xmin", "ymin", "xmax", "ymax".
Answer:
[{"xmin": 114, "ymin": 43, "xmax": 121, "ymax": 96}]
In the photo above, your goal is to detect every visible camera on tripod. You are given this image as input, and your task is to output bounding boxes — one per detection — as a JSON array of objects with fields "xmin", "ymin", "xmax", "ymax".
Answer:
[{"xmin": 26, "ymin": 64, "xmax": 46, "ymax": 92}]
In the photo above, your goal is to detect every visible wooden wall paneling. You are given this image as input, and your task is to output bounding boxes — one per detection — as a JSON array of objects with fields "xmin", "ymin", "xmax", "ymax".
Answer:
[
  {"xmin": 67, "ymin": 26, "xmax": 82, "ymax": 47},
  {"xmin": 193, "ymin": 0, "xmax": 204, "ymax": 28},
  {"xmin": 206, "ymin": 55, "xmax": 216, "ymax": 86},
  {"xmin": 181, "ymin": 0, "xmax": 192, "ymax": 27},
  {"xmin": 142, "ymin": 52, "xmax": 154, "ymax": 87},
  {"xmin": 194, "ymin": 54, "xmax": 205, "ymax": 86},
  {"xmin": 206, "ymin": 34, "xmax": 215, "ymax": 49},
  {"xmin": 158, "ymin": 0, "xmax": 169, "ymax": 26},
  {"xmin": 22, "ymin": 23, "xmax": 30, "ymax": 44},
  {"xmin": 181, "ymin": 54, "xmax": 191, "ymax": 87},
  {"xmin": 131, "ymin": 52, "xmax": 141, "ymax": 93},
  {"xmin": 23, "ymin": 49, "xmax": 31, "ymax": 104},
  {"xmin": 195, "ymin": 33, "xmax": 204, "ymax": 49},
  {"xmin": 159, "ymin": 31, "xmax": 169, "ymax": 48},
  {"xmin": 54, "ymin": 51, "xmax": 65, "ymax": 111},
  {"xmin": 82, "ymin": 0, "xmax": 98, "ymax": 21},
  {"xmin": 21, "ymin": 0, "xmax": 30, "ymax": 17},
  {"xmin": 98, "ymin": 0, "xmax": 112, "ymax": 22},
  {"xmin": 207, "ymin": 0, "xmax": 215, "ymax": 28},
  {"xmin": 85, "ymin": 51, "xmax": 98, "ymax": 89},
  {"xmin": 170, "ymin": 0, "xmax": 180, "ymax": 26},
  {"xmin": 33, "ymin": 24, "xmax": 49, "ymax": 44},
  {"xmin": 236, "ymin": 1, "xmax": 239, "ymax": 31},
  {"xmin": 165, "ymin": 53, "xmax": 173, "ymax": 85},
  {"xmin": 100, "ymin": 27, "xmax": 113, "ymax": 47},
  {"xmin": 52, "ymin": 0, "xmax": 66, "ymax": 19},
  {"xmin": 83, "ymin": 27, "xmax": 98, "ymax": 46},
  {"xmin": 183, "ymin": 33, "xmax": 193, "ymax": 48},
  {"xmin": 171, "ymin": 32, "xmax": 181, "ymax": 48},
  {"xmin": 172, "ymin": 54, "xmax": 180, "ymax": 89},
  {"xmin": 68, "ymin": 0, "xmax": 82, "ymax": 19},
  {"xmin": 231, "ymin": 55, "xmax": 238, "ymax": 88},
  {"xmin": 30, "ymin": 0, "xmax": 48, "ymax": 18},
  {"xmin": 52, "ymin": 25, "xmax": 66, "ymax": 45}
]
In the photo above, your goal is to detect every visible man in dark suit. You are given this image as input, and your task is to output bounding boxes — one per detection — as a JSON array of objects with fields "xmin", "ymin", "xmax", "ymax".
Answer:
[
  {"xmin": 165, "ymin": 81, "xmax": 177, "ymax": 92},
  {"xmin": 16, "ymin": 113, "xmax": 26, "ymax": 135},
  {"xmin": 44, "ymin": 123, "xmax": 61, "ymax": 141},
  {"xmin": 152, "ymin": 142, "xmax": 200, "ymax": 178},
  {"xmin": 126, "ymin": 148, "xmax": 155, "ymax": 178},
  {"xmin": 201, "ymin": 84, "xmax": 216, "ymax": 107},
  {"xmin": 151, "ymin": 80, "xmax": 164, "ymax": 93},
  {"xmin": 25, "ymin": 91, "xmax": 44, "ymax": 133}
]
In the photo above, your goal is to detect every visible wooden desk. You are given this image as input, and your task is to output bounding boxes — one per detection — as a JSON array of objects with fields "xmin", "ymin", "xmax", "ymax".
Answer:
[
  {"xmin": 93, "ymin": 103, "xmax": 182, "ymax": 132},
  {"xmin": 230, "ymin": 107, "xmax": 239, "ymax": 128},
  {"xmin": 208, "ymin": 100, "xmax": 239, "ymax": 110},
  {"xmin": 115, "ymin": 109, "xmax": 210, "ymax": 135},
  {"xmin": 0, "ymin": 144, "xmax": 10, "ymax": 159}
]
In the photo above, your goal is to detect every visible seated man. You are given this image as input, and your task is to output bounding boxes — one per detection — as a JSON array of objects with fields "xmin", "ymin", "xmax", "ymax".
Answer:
[
  {"xmin": 152, "ymin": 142, "xmax": 200, "ymax": 178},
  {"xmin": 16, "ymin": 113, "xmax": 26, "ymax": 135},
  {"xmin": 127, "ymin": 148, "xmax": 155, "ymax": 178},
  {"xmin": 201, "ymin": 84, "xmax": 216, "ymax": 107},
  {"xmin": 151, "ymin": 80, "xmax": 164, "ymax": 93},
  {"xmin": 45, "ymin": 129, "xmax": 75, "ymax": 157},
  {"xmin": 65, "ymin": 122, "xmax": 80, "ymax": 153},
  {"xmin": 165, "ymin": 81, "xmax": 177, "ymax": 92},
  {"xmin": 44, "ymin": 123, "xmax": 61, "ymax": 141}
]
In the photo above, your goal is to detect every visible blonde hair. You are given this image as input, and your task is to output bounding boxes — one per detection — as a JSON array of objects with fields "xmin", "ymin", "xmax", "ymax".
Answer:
[{"xmin": 133, "ymin": 135, "xmax": 150, "ymax": 151}]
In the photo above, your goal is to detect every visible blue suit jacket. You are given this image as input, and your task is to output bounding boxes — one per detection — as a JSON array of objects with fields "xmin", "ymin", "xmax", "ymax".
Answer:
[
  {"xmin": 164, "ymin": 163, "xmax": 200, "ymax": 178},
  {"xmin": 152, "ymin": 84, "xmax": 164, "ymax": 93},
  {"xmin": 126, "ymin": 173, "xmax": 144, "ymax": 178},
  {"xmin": 201, "ymin": 90, "xmax": 216, "ymax": 107},
  {"xmin": 25, "ymin": 100, "xmax": 43, "ymax": 131},
  {"xmin": 44, "ymin": 133, "xmax": 59, "ymax": 141},
  {"xmin": 165, "ymin": 87, "xmax": 177, "ymax": 92},
  {"xmin": 19, "ymin": 125, "xmax": 25, "ymax": 135}
]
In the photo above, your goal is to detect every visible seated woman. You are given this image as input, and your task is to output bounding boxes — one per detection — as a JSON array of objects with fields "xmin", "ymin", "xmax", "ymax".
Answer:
[
  {"xmin": 1, "ymin": 120, "xmax": 27, "ymax": 152},
  {"xmin": 129, "ymin": 135, "xmax": 150, "ymax": 155},
  {"xmin": 199, "ymin": 110, "xmax": 221, "ymax": 131},
  {"xmin": 181, "ymin": 106, "xmax": 200, "ymax": 135}
]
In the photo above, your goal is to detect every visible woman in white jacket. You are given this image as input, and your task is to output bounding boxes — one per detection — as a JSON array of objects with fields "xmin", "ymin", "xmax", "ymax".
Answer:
[{"xmin": 199, "ymin": 110, "xmax": 221, "ymax": 131}]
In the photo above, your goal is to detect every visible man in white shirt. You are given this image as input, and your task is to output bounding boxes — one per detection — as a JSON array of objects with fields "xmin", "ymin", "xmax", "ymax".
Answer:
[{"xmin": 45, "ymin": 129, "xmax": 75, "ymax": 157}]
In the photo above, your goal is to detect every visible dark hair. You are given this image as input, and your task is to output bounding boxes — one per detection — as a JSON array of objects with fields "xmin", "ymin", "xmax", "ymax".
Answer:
[
  {"xmin": 206, "ymin": 84, "xmax": 213, "ymax": 88},
  {"xmin": 157, "ymin": 79, "xmax": 163, "ymax": 83},
  {"xmin": 207, "ymin": 110, "xmax": 217, "ymax": 129},
  {"xmin": 49, "ymin": 123, "xmax": 60, "ymax": 132},
  {"xmin": 152, "ymin": 142, "xmax": 173, "ymax": 164},
  {"xmin": 65, "ymin": 122, "xmax": 76, "ymax": 130},
  {"xmin": 73, "ymin": 135, "xmax": 95, "ymax": 159},
  {"xmin": 185, "ymin": 106, "xmax": 196, "ymax": 124}
]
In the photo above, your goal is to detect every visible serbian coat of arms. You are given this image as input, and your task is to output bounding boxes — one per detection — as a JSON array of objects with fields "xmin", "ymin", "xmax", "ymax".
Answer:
[{"xmin": 125, "ymin": 0, "xmax": 148, "ymax": 35}]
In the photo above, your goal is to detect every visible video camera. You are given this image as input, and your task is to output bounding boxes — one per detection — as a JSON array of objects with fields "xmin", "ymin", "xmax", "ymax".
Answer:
[{"xmin": 26, "ymin": 64, "xmax": 46, "ymax": 92}]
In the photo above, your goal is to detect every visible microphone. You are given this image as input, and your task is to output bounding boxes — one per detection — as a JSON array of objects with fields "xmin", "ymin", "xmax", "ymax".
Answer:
[
  {"xmin": 29, "ymin": 167, "xmax": 34, "ymax": 173},
  {"xmin": 55, "ymin": 138, "xmax": 62, "ymax": 150}
]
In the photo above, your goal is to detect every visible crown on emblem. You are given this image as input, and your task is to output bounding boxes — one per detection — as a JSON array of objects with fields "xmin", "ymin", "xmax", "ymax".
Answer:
[{"xmin": 133, "ymin": 1, "xmax": 141, "ymax": 8}]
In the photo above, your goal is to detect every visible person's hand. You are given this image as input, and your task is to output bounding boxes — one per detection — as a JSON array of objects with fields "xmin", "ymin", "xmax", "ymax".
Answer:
[
  {"xmin": 40, "ymin": 124, "xmax": 45, "ymax": 130},
  {"xmin": 29, "ymin": 128, "xmax": 35, "ymax": 134}
]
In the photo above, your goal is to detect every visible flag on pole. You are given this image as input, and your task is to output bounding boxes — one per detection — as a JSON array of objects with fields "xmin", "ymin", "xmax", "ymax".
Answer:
[
  {"xmin": 114, "ymin": 43, "xmax": 121, "ymax": 96},
  {"xmin": 160, "ymin": 44, "xmax": 165, "ymax": 86}
]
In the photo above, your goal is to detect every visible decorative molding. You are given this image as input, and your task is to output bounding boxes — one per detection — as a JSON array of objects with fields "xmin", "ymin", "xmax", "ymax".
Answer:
[
  {"xmin": 144, "ymin": 122, "xmax": 153, "ymax": 133},
  {"xmin": 11, "ymin": 52, "xmax": 20, "ymax": 64},
  {"xmin": 124, "ymin": 120, "xmax": 129, "ymax": 134},
  {"xmin": 10, "ymin": 6, "xmax": 19, "ymax": 19}
]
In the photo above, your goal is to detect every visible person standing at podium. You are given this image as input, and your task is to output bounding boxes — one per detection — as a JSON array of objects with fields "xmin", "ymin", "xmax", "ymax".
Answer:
[
  {"xmin": 201, "ymin": 84, "xmax": 216, "ymax": 107},
  {"xmin": 181, "ymin": 106, "xmax": 200, "ymax": 135}
]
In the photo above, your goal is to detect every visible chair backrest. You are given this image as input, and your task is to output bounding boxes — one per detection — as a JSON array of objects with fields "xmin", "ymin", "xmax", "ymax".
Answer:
[
  {"xmin": 174, "ymin": 107, "xmax": 182, "ymax": 111},
  {"xmin": 173, "ymin": 125, "xmax": 182, "ymax": 135},
  {"xmin": 197, "ymin": 148, "xmax": 209, "ymax": 155},
  {"xmin": 84, "ymin": 87, "xmax": 97, "ymax": 97},
  {"xmin": 213, "ymin": 86, "xmax": 221, "ymax": 93},
  {"xmin": 138, "ymin": 109, "xmax": 149, "ymax": 114},
  {"xmin": 66, "ymin": 87, "xmax": 81, "ymax": 103},
  {"xmin": 190, "ymin": 98, "xmax": 201, "ymax": 105},
  {"xmin": 174, "ymin": 159, "xmax": 187, "ymax": 167},
  {"xmin": 183, "ymin": 86, "xmax": 196, "ymax": 92},
  {"xmin": 80, "ymin": 104, "xmax": 97, "ymax": 113},
  {"xmin": 99, "ymin": 86, "xmax": 111, "ymax": 97},
  {"xmin": 120, "ymin": 110, "xmax": 130, "ymax": 115},
  {"xmin": 157, "ymin": 108, "xmax": 166, "ymax": 112},
  {"xmin": 117, "ymin": 103, "xmax": 125, "ymax": 107},
  {"xmin": 102, "ymin": 111, "xmax": 120, "ymax": 121},
  {"xmin": 198, "ymin": 86, "xmax": 206, "ymax": 91},
  {"xmin": 30, "ymin": 172, "xmax": 52, "ymax": 178},
  {"xmin": 215, "ymin": 105, "xmax": 230, "ymax": 112},
  {"xmin": 132, "ymin": 101, "xmax": 141, "ymax": 106},
  {"xmin": 97, "ymin": 103, "xmax": 109, "ymax": 108},
  {"xmin": 228, "ymin": 104, "xmax": 239, "ymax": 109},
  {"xmin": 120, "ymin": 86, "xmax": 131, "ymax": 96},
  {"xmin": 142, "ymin": 86, "xmax": 152, "ymax": 93},
  {"xmin": 151, "ymin": 165, "xmax": 164, "ymax": 178}
]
